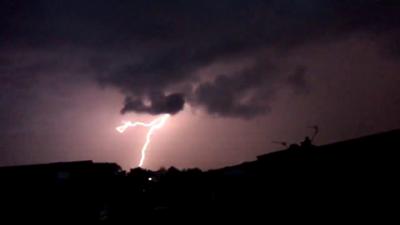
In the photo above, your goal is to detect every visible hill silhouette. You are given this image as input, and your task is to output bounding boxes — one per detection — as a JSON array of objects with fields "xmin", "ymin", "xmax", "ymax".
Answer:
[{"xmin": 0, "ymin": 129, "xmax": 398, "ymax": 223}]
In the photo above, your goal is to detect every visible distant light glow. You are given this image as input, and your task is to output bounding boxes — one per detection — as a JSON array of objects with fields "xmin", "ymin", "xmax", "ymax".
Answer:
[{"xmin": 116, "ymin": 114, "xmax": 170, "ymax": 167}]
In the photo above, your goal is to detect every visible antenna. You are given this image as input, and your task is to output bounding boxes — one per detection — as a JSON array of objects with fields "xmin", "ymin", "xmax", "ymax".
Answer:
[
  {"xmin": 272, "ymin": 141, "xmax": 288, "ymax": 147},
  {"xmin": 307, "ymin": 125, "xmax": 319, "ymax": 142}
]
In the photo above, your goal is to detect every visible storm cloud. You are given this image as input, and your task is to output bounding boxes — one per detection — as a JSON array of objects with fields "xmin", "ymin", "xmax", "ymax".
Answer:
[
  {"xmin": 2, "ymin": 0, "xmax": 400, "ymax": 169},
  {"xmin": 121, "ymin": 93, "xmax": 185, "ymax": 115},
  {"xmin": 1, "ymin": 0, "xmax": 400, "ymax": 118}
]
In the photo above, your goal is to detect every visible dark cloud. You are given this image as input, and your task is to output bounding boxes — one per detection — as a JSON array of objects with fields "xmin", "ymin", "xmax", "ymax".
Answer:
[
  {"xmin": 121, "ymin": 93, "xmax": 184, "ymax": 115},
  {"xmin": 380, "ymin": 32, "xmax": 400, "ymax": 58},
  {"xmin": 1, "ymin": 0, "xmax": 400, "ymax": 118},
  {"xmin": 192, "ymin": 59, "xmax": 276, "ymax": 118},
  {"xmin": 287, "ymin": 65, "xmax": 309, "ymax": 94}
]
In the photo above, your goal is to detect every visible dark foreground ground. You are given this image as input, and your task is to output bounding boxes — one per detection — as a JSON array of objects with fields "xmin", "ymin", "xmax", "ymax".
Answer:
[{"xmin": 0, "ymin": 129, "xmax": 399, "ymax": 223}]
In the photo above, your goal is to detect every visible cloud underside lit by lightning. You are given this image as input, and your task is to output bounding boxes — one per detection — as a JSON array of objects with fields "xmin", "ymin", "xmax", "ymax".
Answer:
[{"xmin": 116, "ymin": 114, "xmax": 170, "ymax": 167}]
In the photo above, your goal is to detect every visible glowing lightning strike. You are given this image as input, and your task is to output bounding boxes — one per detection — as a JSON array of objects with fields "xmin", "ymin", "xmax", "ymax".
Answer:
[{"xmin": 116, "ymin": 114, "xmax": 170, "ymax": 167}]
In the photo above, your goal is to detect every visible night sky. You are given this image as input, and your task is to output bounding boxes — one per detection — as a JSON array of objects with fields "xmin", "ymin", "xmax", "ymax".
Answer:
[{"xmin": 1, "ymin": 0, "xmax": 400, "ymax": 170}]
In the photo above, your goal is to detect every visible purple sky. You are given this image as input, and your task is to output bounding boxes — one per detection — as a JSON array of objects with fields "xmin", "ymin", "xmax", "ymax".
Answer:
[{"xmin": 1, "ymin": 1, "xmax": 400, "ymax": 170}]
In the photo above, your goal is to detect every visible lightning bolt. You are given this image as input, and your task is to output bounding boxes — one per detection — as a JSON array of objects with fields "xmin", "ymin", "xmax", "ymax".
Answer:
[{"xmin": 116, "ymin": 114, "xmax": 170, "ymax": 167}]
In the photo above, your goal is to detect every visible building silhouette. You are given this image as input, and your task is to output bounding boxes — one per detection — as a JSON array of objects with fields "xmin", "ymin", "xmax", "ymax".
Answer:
[{"xmin": 0, "ymin": 129, "xmax": 399, "ymax": 222}]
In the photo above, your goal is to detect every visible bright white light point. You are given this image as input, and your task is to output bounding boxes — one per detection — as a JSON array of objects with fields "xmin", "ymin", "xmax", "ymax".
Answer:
[
  {"xmin": 148, "ymin": 177, "xmax": 153, "ymax": 181},
  {"xmin": 116, "ymin": 114, "xmax": 170, "ymax": 168}
]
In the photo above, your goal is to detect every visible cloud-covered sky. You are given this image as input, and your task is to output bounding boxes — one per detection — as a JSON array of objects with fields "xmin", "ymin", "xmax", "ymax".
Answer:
[{"xmin": 1, "ymin": 0, "xmax": 400, "ymax": 169}]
